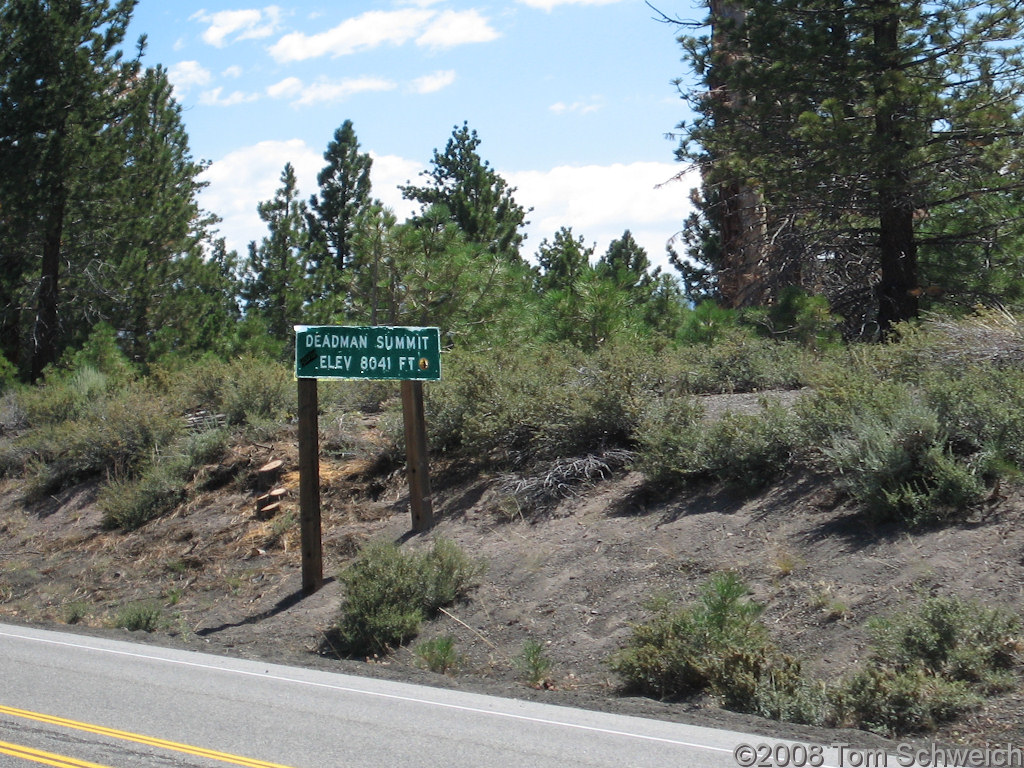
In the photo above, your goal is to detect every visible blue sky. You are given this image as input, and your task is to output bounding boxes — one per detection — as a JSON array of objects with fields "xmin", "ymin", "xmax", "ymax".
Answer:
[{"xmin": 127, "ymin": 0, "xmax": 702, "ymax": 270}]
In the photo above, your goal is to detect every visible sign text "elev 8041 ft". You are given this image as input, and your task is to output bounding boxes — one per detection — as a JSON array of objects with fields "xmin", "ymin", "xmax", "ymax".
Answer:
[{"xmin": 294, "ymin": 325, "xmax": 441, "ymax": 381}]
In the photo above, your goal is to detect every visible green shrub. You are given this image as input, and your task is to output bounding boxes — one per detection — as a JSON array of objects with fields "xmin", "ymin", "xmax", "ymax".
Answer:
[
  {"xmin": 61, "ymin": 322, "xmax": 137, "ymax": 386},
  {"xmin": 611, "ymin": 572, "xmax": 821, "ymax": 722},
  {"xmin": 707, "ymin": 647, "xmax": 826, "ymax": 725},
  {"xmin": 62, "ymin": 601, "xmax": 89, "ymax": 625},
  {"xmin": 419, "ymin": 537, "xmax": 486, "ymax": 613},
  {"xmin": 823, "ymin": 400, "xmax": 984, "ymax": 525},
  {"xmin": 98, "ymin": 427, "xmax": 229, "ymax": 530},
  {"xmin": 755, "ymin": 287, "xmax": 841, "ymax": 350},
  {"xmin": 833, "ymin": 666, "xmax": 979, "ymax": 736},
  {"xmin": 414, "ymin": 635, "xmax": 460, "ymax": 674},
  {"xmin": 0, "ymin": 352, "xmax": 17, "ymax": 391},
  {"xmin": 834, "ymin": 596, "xmax": 1021, "ymax": 735},
  {"xmin": 337, "ymin": 542, "xmax": 424, "ymax": 655},
  {"xmin": 336, "ymin": 539, "xmax": 483, "ymax": 657},
  {"xmin": 868, "ymin": 596, "xmax": 1021, "ymax": 690},
  {"xmin": 634, "ymin": 397, "xmax": 800, "ymax": 491},
  {"xmin": 115, "ymin": 601, "xmax": 162, "ymax": 632},
  {"xmin": 678, "ymin": 301, "xmax": 741, "ymax": 346},
  {"xmin": 428, "ymin": 344, "xmax": 649, "ymax": 468}
]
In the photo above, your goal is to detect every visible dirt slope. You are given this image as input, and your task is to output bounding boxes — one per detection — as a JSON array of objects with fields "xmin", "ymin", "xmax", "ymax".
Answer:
[{"xmin": 2, "ymin": 403, "xmax": 1023, "ymax": 751}]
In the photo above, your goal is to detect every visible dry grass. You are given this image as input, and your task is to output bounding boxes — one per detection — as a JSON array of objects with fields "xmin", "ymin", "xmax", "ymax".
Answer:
[{"xmin": 915, "ymin": 309, "xmax": 1024, "ymax": 367}]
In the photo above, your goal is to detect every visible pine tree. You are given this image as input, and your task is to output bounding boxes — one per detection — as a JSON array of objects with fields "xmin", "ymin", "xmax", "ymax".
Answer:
[
  {"xmin": 243, "ymin": 164, "xmax": 310, "ymax": 345},
  {"xmin": 677, "ymin": 0, "xmax": 1024, "ymax": 333},
  {"xmin": 0, "ymin": 0, "xmax": 142, "ymax": 378},
  {"xmin": 307, "ymin": 120, "xmax": 372, "ymax": 301},
  {"xmin": 598, "ymin": 230, "xmax": 654, "ymax": 291},
  {"xmin": 147, "ymin": 239, "xmax": 241, "ymax": 362},
  {"xmin": 347, "ymin": 203, "xmax": 400, "ymax": 326},
  {"xmin": 65, "ymin": 64, "xmax": 213, "ymax": 363},
  {"xmin": 535, "ymin": 227, "xmax": 595, "ymax": 293},
  {"xmin": 401, "ymin": 122, "xmax": 529, "ymax": 262}
]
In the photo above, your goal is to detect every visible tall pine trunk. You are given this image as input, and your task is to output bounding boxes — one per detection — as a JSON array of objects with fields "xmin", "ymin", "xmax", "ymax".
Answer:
[
  {"xmin": 31, "ymin": 131, "xmax": 68, "ymax": 382},
  {"xmin": 873, "ymin": 1, "xmax": 918, "ymax": 334}
]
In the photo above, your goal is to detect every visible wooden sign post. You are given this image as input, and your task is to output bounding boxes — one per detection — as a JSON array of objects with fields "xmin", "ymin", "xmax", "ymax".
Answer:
[
  {"xmin": 401, "ymin": 380, "xmax": 433, "ymax": 531},
  {"xmin": 294, "ymin": 326, "xmax": 441, "ymax": 593},
  {"xmin": 297, "ymin": 377, "xmax": 322, "ymax": 595}
]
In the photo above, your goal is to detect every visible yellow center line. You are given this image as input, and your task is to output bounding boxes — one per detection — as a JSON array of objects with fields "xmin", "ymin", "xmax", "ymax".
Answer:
[
  {"xmin": 0, "ymin": 705, "xmax": 299, "ymax": 768},
  {"xmin": 0, "ymin": 739, "xmax": 112, "ymax": 768}
]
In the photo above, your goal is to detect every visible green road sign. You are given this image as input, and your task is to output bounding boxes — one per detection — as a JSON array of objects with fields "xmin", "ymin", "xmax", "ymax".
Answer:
[{"xmin": 294, "ymin": 325, "xmax": 441, "ymax": 381}]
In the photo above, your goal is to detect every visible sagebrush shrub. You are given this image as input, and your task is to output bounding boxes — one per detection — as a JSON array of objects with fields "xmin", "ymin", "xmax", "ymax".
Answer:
[
  {"xmin": 428, "ymin": 344, "xmax": 649, "ymax": 468},
  {"xmin": 700, "ymin": 404, "xmax": 802, "ymax": 490},
  {"xmin": 16, "ymin": 383, "xmax": 182, "ymax": 497},
  {"xmin": 833, "ymin": 596, "xmax": 1021, "ymax": 735},
  {"xmin": 833, "ymin": 666, "xmax": 979, "ymax": 736},
  {"xmin": 99, "ymin": 427, "xmax": 229, "ymax": 530},
  {"xmin": 220, "ymin": 357, "xmax": 294, "ymax": 426},
  {"xmin": 632, "ymin": 395, "xmax": 705, "ymax": 487},
  {"xmin": 669, "ymin": 333, "xmax": 806, "ymax": 394},
  {"xmin": 336, "ymin": 539, "xmax": 483, "ymax": 657},
  {"xmin": 99, "ymin": 459, "xmax": 188, "ymax": 531},
  {"xmin": 635, "ymin": 397, "xmax": 800, "ymax": 491},
  {"xmin": 823, "ymin": 400, "xmax": 984, "ymax": 525},
  {"xmin": 868, "ymin": 596, "xmax": 1021, "ymax": 689},
  {"xmin": 923, "ymin": 367, "xmax": 1024, "ymax": 468},
  {"xmin": 611, "ymin": 572, "xmax": 823, "ymax": 723}
]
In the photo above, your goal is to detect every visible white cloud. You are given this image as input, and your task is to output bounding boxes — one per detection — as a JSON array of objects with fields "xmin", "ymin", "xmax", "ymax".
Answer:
[
  {"xmin": 416, "ymin": 9, "xmax": 500, "ymax": 49},
  {"xmin": 200, "ymin": 140, "xmax": 322, "ymax": 255},
  {"xmin": 201, "ymin": 143, "xmax": 424, "ymax": 256},
  {"xmin": 269, "ymin": 9, "xmax": 433, "ymax": 62},
  {"xmin": 369, "ymin": 153, "xmax": 427, "ymax": 220},
  {"xmin": 549, "ymin": 99, "xmax": 603, "ymax": 115},
  {"xmin": 192, "ymin": 6, "xmax": 282, "ymax": 48},
  {"xmin": 506, "ymin": 161, "xmax": 699, "ymax": 268},
  {"xmin": 222, "ymin": 65, "xmax": 244, "ymax": 78},
  {"xmin": 268, "ymin": 8, "xmax": 498, "ymax": 62},
  {"xmin": 167, "ymin": 60, "xmax": 212, "ymax": 96},
  {"xmin": 410, "ymin": 70, "xmax": 457, "ymax": 94},
  {"xmin": 266, "ymin": 76, "xmax": 396, "ymax": 107},
  {"xmin": 519, "ymin": 0, "xmax": 622, "ymax": 10},
  {"xmin": 266, "ymin": 77, "xmax": 303, "ymax": 99},
  {"xmin": 199, "ymin": 87, "xmax": 260, "ymax": 107}
]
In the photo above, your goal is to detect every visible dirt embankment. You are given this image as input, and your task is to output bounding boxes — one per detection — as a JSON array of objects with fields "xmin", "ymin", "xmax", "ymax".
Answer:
[{"xmin": 2, "ymin": 398, "xmax": 1024, "ymax": 750}]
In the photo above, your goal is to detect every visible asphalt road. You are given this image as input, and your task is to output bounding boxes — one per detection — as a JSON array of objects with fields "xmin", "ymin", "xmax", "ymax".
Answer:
[{"xmin": 0, "ymin": 622, "xmax": 865, "ymax": 768}]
